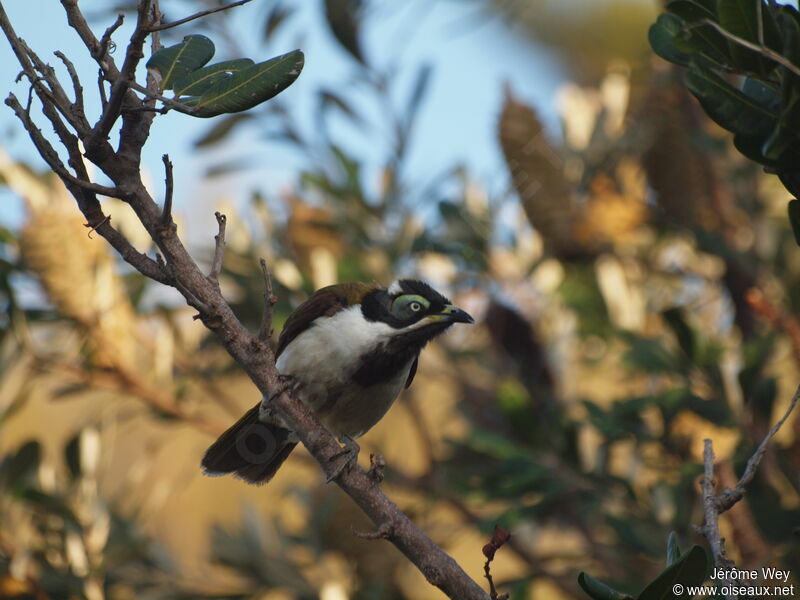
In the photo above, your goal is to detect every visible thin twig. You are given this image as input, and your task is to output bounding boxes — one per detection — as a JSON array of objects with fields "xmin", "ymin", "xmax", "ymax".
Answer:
[
  {"xmin": 209, "ymin": 212, "xmax": 226, "ymax": 284},
  {"xmin": 128, "ymin": 80, "xmax": 198, "ymax": 114},
  {"xmin": 97, "ymin": 70, "xmax": 108, "ymax": 110},
  {"xmin": 6, "ymin": 93, "xmax": 168, "ymax": 283},
  {"xmin": 483, "ymin": 560, "xmax": 508, "ymax": 600},
  {"xmin": 258, "ymin": 258, "xmax": 276, "ymax": 342},
  {"xmin": 90, "ymin": 1, "xmax": 152, "ymax": 149},
  {"xmin": 161, "ymin": 154, "xmax": 173, "ymax": 224},
  {"xmin": 721, "ymin": 384, "xmax": 800, "ymax": 507},
  {"xmin": 5, "ymin": 93, "xmax": 121, "ymax": 198},
  {"xmin": 54, "ymin": 50, "xmax": 85, "ymax": 115},
  {"xmin": 146, "ymin": 0, "xmax": 254, "ymax": 32},
  {"xmin": 756, "ymin": 0, "xmax": 764, "ymax": 48},
  {"xmin": 698, "ymin": 18, "xmax": 800, "ymax": 78},
  {"xmin": 99, "ymin": 14, "xmax": 124, "ymax": 58},
  {"xmin": 696, "ymin": 385, "xmax": 799, "ymax": 599},
  {"xmin": 150, "ymin": 0, "xmax": 163, "ymax": 52}
]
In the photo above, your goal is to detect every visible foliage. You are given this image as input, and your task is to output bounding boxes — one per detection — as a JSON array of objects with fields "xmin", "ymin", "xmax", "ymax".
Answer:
[
  {"xmin": 578, "ymin": 534, "xmax": 708, "ymax": 600},
  {"xmin": 649, "ymin": 0, "xmax": 800, "ymax": 242},
  {"xmin": 146, "ymin": 34, "xmax": 304, "ymax": 117}
]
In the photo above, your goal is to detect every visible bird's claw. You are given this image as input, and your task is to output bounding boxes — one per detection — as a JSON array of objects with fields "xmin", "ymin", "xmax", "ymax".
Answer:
[
  {"xmin": 267, "ymin": 374, "xmax": 300, "ymax": 403},
  {"xmin": 326, "ymin": 435, "xmax": 360, "ymax": 483}
]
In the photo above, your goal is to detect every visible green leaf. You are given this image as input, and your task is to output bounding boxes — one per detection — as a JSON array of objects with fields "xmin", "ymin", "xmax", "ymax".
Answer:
[
  {"xmin": 649, "ymin": 14, "xmax": 692, "ymax": 67},
  {"xmin": 146, "ymin": 34, "xmax": 215, "ymax": 90},
  {"xmin": 621, "ymin": 333, "xmax": 681, "ymax": 374},
  {"xmin": 778, "ymin": 7, "xmax": 800, "ymax": 70},
  {"xmin": 667, "ymin": 0, "xmax": 716, "ymax": 22},
  {"xmin": 717, "ymin": 0, "xmax": 780, "ymax": 74},
  {"xmin": 173, "ymin": 58, "xmax": 254, "ymax": 96},
  {"xmin": 1, "ymin": 440, "xmax": 41, "ymax": 488},
  {"xmin": 665, "ymin": 2, "xmax": 729, "ymax": 61},
  {"xmin": 183, "ymin": 50, "xmax": 304, "ymax": 118},
  {"xmin": 64, "ymin": 433, "xmax": 81, "ymax": 480},
  {"xmin": 14, "ymin": 487, "xmax": 80, "ymax": 525},
  {"xmin": 577, "ymin": 573, "xmax": 635, "ymax": 600},
  {"xmin": 788, "ymin": 199, "xmax": 800, "ymax": 246},
  {"xmin": 762, "ymin": 91, "xmax": 800, "ymax": 160},
  {"xmin": 685, "ymin": 59, "xmax": 777, "ymax": 136},
  {"xmin": 666, "ymin": 532, "xmax": 681, "ymax": 566},
  {"xmin": 406, "ymin": 63, "xmax": 433, "ymax": 127},
  {"xmin": 662, "ymin": 308, "xmax": 695, "ymax": 362},
  {"xmin": 324, "ymin": 0, "xmax": 364, "ymax": 64},
  {"xmin": 194, "ymin": 113, "xmax": 253, "ymax": 147},
  {"xmin": 264, "ymin": 3, "xmax": 295, "ymax": 40},
  {"xmin": 637, "ymin": 545, "xmax": 708, "ymax": 600}
]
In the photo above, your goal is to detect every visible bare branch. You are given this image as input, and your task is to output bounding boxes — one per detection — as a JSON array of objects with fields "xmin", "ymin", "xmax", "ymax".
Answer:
[
  {"xmin": 699, "ymin": 440, "xmax": 734, "ymax": 571},
  {"xmin": 149, "ymin": 0, "xmax": 163, "ymax": 53},
  {"xmin": 97, "ymin": 70, "xmax": 109, "ymax": 110},
  {"xmin": 90, "ymin": 1, "xmax": 153, "ymax": 152},
  {"xmin": 54, "ymin": 50, "xmax": 85, "ymax": 116},
  {"xmin": 258, "ymin": 258, "xmax": 276, "ymax": 342},
  {"xmin": 98, "ymin": 14, "xmax": 124, "ymax": 75},
  {"xmin": 5, "ymin": 93, "xmax": 120, "ymax": 198},
  {"xmin": 696, "ymin": 386, "xmax": 798, "ymax": 599},
  {"xmin": 209, "ymin": 212, "xmax": 226, "ymax": 285},
  {"xmin": 147, "ymin": 0, "xmax": 254, "ymax": 32},
  {"xmin": 161, "ymin": 153, "xmax": 173, "ymax": 224},
  {"xmin": 0, "ymin": 3, "xmax": 493, "ymax": 597},
  {"xmin": 720, "ymin": 385, "xmax": 800, "ymax": 509}
]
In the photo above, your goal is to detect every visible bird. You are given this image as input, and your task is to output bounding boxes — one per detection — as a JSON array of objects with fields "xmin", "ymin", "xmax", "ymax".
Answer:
[{"xmin": 201, "ymin": 279, "xmax": 474, "ymax": 484}]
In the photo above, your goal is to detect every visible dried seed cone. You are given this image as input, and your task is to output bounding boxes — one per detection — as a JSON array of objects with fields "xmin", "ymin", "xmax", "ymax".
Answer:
[{"xmin": 20, "ymin": 178, "xmax": 135, "ymax": 369}]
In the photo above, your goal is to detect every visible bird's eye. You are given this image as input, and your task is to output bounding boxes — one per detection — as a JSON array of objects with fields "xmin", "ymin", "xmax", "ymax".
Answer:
[{"xmin": 410, "ymin": 301, "xmax": 422, "ymax": 312}]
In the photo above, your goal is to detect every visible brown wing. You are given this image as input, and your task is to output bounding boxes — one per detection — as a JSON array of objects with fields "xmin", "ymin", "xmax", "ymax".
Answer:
[
  {"xmin": 405, "ymin": 355, "xmax": 419, "ymax": 388},
  {"xmin": 275, "ymin": 282, "xmax": 380, "ymax": 358}
]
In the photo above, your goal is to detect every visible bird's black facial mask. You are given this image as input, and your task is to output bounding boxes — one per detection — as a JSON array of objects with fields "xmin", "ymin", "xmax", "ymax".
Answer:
[
  {"xmin": 391, "ymin": 294, "xmax": 431, "ymax": 322},
  {"xmin": 361, "ymin": 280, "xmax": 450, "ymax": 328}
]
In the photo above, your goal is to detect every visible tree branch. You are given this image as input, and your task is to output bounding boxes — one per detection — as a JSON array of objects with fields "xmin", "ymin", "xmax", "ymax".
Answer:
[
  {"xmin": 695, "ymin": 386, "xmax": 799, "ymax": 599},
  {"xmin": 146, "ymin": 0, "xmax": 254, "ymax": 32},
  {"xmin": 161, "ymin": 153, "xmax": 173, "ymax": 224},
  {"xmin": 0, "ymin": 2, "xmax": 492, "ymax": 597},
  {"xmin": 208, "ymin": 212, "xmax": 226, "ymax": 285}
]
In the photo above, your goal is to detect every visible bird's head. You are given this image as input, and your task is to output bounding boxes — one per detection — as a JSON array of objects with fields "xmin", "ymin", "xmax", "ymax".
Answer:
[{"xmin": 359, "ymin": 279, "xmax": 473, "ymax": 348}]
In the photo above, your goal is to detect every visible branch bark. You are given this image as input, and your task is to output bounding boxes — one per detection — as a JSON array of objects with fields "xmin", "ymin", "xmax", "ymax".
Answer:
[
  {"xmin": 0, "ymin": 1, "xmax": 491, "ymax": 598},
  {"xmin": 695, "ymin": 386, "xmax": 799, "ymax": 599}
]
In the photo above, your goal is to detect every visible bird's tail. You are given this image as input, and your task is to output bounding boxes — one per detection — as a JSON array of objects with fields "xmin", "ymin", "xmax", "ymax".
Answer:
[{"xmin": 201, "ymin": 404, "xmax": 297, "ymax": 485}]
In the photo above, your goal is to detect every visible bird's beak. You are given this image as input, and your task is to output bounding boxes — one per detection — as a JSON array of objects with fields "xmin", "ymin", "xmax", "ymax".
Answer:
[{"xmin": 433, "ymin": 303, "xmax": 474, "ymax": 324}]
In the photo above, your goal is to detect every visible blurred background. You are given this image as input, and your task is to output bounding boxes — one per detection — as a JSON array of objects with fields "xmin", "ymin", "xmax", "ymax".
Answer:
[{"xmin": 0, "ymin": 0, "xmax": 798, "ymax": 598}]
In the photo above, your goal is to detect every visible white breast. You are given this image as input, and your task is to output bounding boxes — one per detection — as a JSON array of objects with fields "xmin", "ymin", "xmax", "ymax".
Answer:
[{"xmin": 275, "ymin": 305, "xmax": 395, "ymax": 385}]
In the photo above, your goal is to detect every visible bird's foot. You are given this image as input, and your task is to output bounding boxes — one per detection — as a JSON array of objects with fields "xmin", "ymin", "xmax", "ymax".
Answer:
[
  {"xmin": 267, "ymin": 374, "xmax": 300, "ymax": 404},
  {"xmin": 326, "ymin": 435, "xmax": 360, "ymax": 483},
  {"xmin": 368, "ymin": 453, "xmax": 386, "ymax": 483}
]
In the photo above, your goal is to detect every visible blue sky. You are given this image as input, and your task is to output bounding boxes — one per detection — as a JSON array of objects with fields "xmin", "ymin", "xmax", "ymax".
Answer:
[{"xmin": 0, "ymin": 0, "xmax": 565, "ymax": 234}]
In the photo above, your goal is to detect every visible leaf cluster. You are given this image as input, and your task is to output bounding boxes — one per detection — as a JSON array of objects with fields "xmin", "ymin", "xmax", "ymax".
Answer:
[
  {"xmin": 649, "ymin": 0, "xmax": 800, "ymax": 241},
  {"xmin": 146, "ymin": 34, "xmax": 304, "ymax": 118}
]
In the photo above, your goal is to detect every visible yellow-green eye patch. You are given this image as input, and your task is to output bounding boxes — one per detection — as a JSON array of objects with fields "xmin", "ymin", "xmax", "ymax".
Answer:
[{"xmin": 392, "ymin": 294, "xmax": 430, "ymax": 319}]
